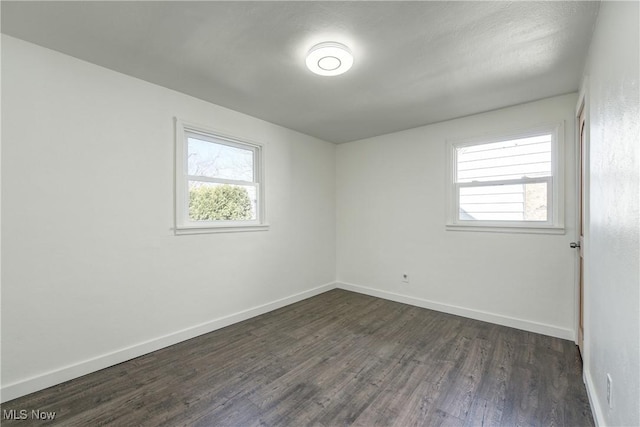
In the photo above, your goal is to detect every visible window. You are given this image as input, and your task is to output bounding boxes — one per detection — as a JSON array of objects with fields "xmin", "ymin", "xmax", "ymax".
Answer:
[
  {"xmin": 446, "ymin": 123, "xmax": 564, "ymax": 233},
  {"xmin": 175, "ymin": 119, "xmax": 267, "ymax": 234}
]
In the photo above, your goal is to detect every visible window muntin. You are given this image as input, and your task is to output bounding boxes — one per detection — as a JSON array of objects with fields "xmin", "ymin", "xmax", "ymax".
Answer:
[
  {"xmin": 447, "ymin": 124, "xmax": 564, "ymax": 232},
  {"xmin": 175, "ymin": 120, "xmax": 266, "ymax": 233}
]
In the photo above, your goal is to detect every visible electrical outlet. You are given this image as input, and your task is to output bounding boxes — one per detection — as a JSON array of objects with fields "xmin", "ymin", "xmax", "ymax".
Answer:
[
  {"xmin": 607, "ymin": 374, "xmax": 613, "ymax": 408},
  {"xmin": 401, "ymin": 273, "xmax": 409, "ymax": 283}
]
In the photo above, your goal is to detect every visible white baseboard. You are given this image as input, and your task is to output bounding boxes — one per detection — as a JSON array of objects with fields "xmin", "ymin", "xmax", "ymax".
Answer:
[
  {"xmin": 2, "ymin": 281, "xmax": 576, "ymax": 403},
  {"xmin": 584, "ymin": 368, "xmax": 605, "ymax": 426},
  {"xmin": 1, "ymin": 282, "xmax": 337, "ymax": 403},
  {"xmin": 337, "ymin": 282, "xmax": 575, "ymax": 341}
]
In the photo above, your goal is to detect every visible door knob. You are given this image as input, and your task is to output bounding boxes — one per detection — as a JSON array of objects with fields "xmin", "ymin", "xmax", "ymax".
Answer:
[{"xmin": 570, "ymin": 242, "xmax": 581, "ymax": 249}]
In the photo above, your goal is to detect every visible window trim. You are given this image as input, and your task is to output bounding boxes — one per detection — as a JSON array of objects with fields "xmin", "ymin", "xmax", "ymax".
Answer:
[
  {"xmin": 446, "ymin": 122, "xmax": 565, "ymax": 234},
  {"xmin": 174, "ymin": 118, "xmax": 268, "ymax": 235}
]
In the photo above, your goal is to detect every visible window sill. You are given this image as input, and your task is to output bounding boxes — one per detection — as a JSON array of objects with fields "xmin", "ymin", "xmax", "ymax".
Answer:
[
  {"xmin": 175, "ymin": 223, "xmax": 270, "ymax": 235},
  {"xmin": 446, "ymin": 223, "xmax": 565, "ymax": 235}
]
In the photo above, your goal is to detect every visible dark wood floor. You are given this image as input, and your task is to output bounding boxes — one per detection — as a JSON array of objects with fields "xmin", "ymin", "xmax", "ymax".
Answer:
[{"xmin": 2, "ymin": 289, "xmax": 593, "ymax": 426}]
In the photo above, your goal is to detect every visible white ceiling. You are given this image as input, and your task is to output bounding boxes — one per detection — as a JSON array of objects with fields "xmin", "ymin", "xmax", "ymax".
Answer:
[{"xmin": 1, "ymin": 1, "xmax": 600, "ymax": 143}]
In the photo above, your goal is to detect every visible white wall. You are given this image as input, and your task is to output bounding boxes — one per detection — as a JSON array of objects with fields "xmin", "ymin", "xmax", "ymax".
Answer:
[
  {"xmin": 337, "ymin": 94, "xmax": 578, "ymax": 339},
  {"xmin": 581, "ymin": 2, "xmax": 640, "ymax": 426},
  {"xmin": 1, "ymin": 36, "xmax": 336, "ymax": 400}
]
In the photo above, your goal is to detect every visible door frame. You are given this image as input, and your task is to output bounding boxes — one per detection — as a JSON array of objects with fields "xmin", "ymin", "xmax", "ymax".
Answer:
[{"xmin": 574, "ymin": 80, "xmax": 590, "ymax": 359}]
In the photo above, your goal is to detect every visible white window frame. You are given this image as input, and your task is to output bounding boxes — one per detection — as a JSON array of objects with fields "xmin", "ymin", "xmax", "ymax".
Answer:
[
  {"xmin": 446, "ymin": 122, "xmax": 565, "ymax": 234},
  {"xmin": 174, "ymin": 118, "xmax": 268, "ymax": 235}
]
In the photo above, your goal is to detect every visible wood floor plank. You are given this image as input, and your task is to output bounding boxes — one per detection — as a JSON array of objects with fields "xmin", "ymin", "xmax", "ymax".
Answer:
[{"xmin": 1, "ymin": 289, "xmax": 594, "ymax": 426}]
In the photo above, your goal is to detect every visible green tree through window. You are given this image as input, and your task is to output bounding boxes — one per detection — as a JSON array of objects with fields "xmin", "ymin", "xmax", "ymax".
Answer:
[{"xmin": 189, "ymin": 185, "xmax": 253, "ymax": 221}]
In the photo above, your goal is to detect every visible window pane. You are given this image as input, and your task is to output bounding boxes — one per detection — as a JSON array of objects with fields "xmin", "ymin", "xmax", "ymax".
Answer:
[
  {"xmin": 460, "ymin": 182, "xmax": 547, "ymax": 221},
  {"xmin": 187, "ymin": 137, "xmax": 254, "ymax": 181},
  {"xmin": 188, "ymin": 181, "xmax": 257, "ymax": 221},
  {"xmin": 523, "ymin": 182, "xmax": 548, "ymax": 221},
  {"xmin": 457, "ymin": 134, "xmax": 551, "ymax": 182}
]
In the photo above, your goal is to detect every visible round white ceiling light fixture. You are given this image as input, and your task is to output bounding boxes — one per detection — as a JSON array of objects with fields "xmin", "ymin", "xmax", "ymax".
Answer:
[{"xmin": 306, "ymin": 42, "xmax": 353, "ymax": 76}]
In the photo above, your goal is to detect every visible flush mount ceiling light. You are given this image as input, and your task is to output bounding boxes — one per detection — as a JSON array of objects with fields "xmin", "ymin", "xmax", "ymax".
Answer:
[{"xmin": 306, "ymin": 42, "xmax": 354, "ymax": 76}]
